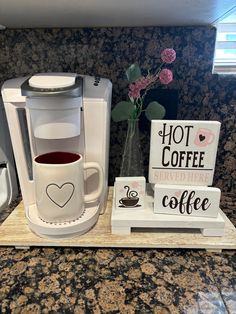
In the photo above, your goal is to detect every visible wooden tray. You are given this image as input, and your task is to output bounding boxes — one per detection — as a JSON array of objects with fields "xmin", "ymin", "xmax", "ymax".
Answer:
[{"xmin": 0, "ymin": 188, "xmax": 235, "ymax": 252}]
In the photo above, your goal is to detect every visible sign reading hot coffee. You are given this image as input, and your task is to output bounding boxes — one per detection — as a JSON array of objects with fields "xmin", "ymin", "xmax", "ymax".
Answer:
[
  {"xmin": 154, "ymin": 184, "xmax": 221, "ymax": 218},
  {"xmin": 149, "ymin": 120, "xmax": 221, "ymax": 185}
]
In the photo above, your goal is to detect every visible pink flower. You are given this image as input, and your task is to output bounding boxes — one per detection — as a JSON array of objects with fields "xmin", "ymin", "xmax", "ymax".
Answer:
[
  {"xmin": 161, "ymin": 48, "xmax": 176, "ymax": 64},
  {"xmin": 128, "ymin": 84, "xmax": 141, "ymax": 98},
  {"xmin": 128, "ymin": 75, "xmax": 157, "ymax": 99},
  {"xmin": 159, "ymin": 69, "xmax": 173, "ymax": 85}
]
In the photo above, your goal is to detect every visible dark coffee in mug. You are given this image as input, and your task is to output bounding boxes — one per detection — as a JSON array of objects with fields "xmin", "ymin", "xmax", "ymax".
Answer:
[{"xmin": 35, "ymin": 151, "xmax": 81, "ymax": 164}]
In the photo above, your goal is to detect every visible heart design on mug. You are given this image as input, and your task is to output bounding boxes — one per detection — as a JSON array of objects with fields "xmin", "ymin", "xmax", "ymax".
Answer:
[
  {"xmin": 46, "ymin": 182, "xmax": 75, "ymax": 208},
  {"xmin": 175, "ymin": 190, "xmax": 181, "ymax": 198},
  {"xmin": 199, "ymin": 134, "xmax": 206, "ymax": 142}
]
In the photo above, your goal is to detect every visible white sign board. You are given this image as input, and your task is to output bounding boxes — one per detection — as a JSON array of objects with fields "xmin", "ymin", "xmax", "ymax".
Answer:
[
  {"xmin": 154, "ymin": 184, "xmax": 221, "ymax": 218},
  {"xmin": 149, "ymin": 120, "xmax": 221, "ymax": 186},
  {"xmin": 115, "ymin": 177, "xmax": 146, "ymax": 210}
]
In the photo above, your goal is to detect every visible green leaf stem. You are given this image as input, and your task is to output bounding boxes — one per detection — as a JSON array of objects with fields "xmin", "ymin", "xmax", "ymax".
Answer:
[
  {"xmin": 125, "ymin": 64, "xmax": 142, "ymax": 83},
  {"xmin": 145, "ymin": 101, "xmax": 166, "ymax": 121},
  {"xmin": 111, "ymin": 101, "xmax": 135, "ymax": 122}
]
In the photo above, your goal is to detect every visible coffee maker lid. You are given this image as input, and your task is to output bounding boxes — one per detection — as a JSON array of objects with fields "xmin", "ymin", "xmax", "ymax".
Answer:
[
  {"xmin": 21, "ymin": 73, "xmax": 82, "ymax": 97},
  {"xmin": 29, "ymin": 73, "xmax": 76, "ymax": 89}
]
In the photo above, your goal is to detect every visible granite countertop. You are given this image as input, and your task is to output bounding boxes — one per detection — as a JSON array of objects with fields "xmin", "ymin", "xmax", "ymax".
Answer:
[{"xmin": 0, "ymin": 193, "xmax": 235, "ymax": 314}]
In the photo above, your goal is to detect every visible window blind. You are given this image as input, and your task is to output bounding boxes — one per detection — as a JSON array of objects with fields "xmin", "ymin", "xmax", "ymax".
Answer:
[{"xmin": 213, "ymin": 22, "xmax": 236, "ymax": 74}]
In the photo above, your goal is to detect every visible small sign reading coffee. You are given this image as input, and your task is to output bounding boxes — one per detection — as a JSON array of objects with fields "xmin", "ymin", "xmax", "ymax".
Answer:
[
  {"xmin": 154, "ymin": 184, "xmax": 221, "ymax": 218},
  {"xmin": 149, "ymin": 120, "xmax": 221, "ymax": 186}
]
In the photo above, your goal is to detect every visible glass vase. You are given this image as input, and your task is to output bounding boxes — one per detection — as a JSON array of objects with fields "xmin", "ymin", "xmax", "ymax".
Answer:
[{"xmin": 119, "ymin": 119, "xmax": 144, "ymax": 177}]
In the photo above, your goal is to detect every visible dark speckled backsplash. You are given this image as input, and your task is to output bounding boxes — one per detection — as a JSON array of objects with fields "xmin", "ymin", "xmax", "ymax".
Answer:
[{"xmin": 0, "ymin": 26, "xmax": 235, "ymax": 192}]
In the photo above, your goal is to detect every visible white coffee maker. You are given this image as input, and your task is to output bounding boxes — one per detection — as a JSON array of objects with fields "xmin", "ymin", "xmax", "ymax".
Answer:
[{"xmin": 1, "ymin": 73, "xmax": 112, "ymax": 238}]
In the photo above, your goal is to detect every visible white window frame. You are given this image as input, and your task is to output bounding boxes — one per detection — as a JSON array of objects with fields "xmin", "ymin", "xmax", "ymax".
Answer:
[{"xmin": 213, "ymin": 14, "xmax": 236, "ymax": 74}]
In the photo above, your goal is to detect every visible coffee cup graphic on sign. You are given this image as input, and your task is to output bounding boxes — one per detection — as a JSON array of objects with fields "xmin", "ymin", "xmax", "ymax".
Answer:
[
  {"xmin": 194, "ymin": 128, "xmax": 215, "ymax": 147},
  {"xmin": 119, "ymin": 185, "xmax": 140, "ymax": 208}
]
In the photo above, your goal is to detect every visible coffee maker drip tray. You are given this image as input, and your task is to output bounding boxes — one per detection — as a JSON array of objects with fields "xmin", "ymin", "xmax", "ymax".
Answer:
[{"xmin": 26, "ymin": 203, "xmax": 101, "ymax": 239}]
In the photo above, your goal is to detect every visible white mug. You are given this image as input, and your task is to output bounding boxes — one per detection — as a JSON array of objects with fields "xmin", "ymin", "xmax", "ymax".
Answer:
[{"xmin": 33, "ymin": 151, "xmax": 104, "ymax": 223}]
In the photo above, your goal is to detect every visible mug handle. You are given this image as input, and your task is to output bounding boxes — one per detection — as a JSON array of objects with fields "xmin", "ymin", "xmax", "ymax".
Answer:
[{"xmin": 83, "ymin": 162, "xmax": 104, "ymax": 203}]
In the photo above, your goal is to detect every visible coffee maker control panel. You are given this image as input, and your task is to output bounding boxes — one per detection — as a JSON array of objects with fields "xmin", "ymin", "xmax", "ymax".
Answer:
[{"xmin": 83, "ymin": 75, "xmax": 112, "ymax": 101}]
